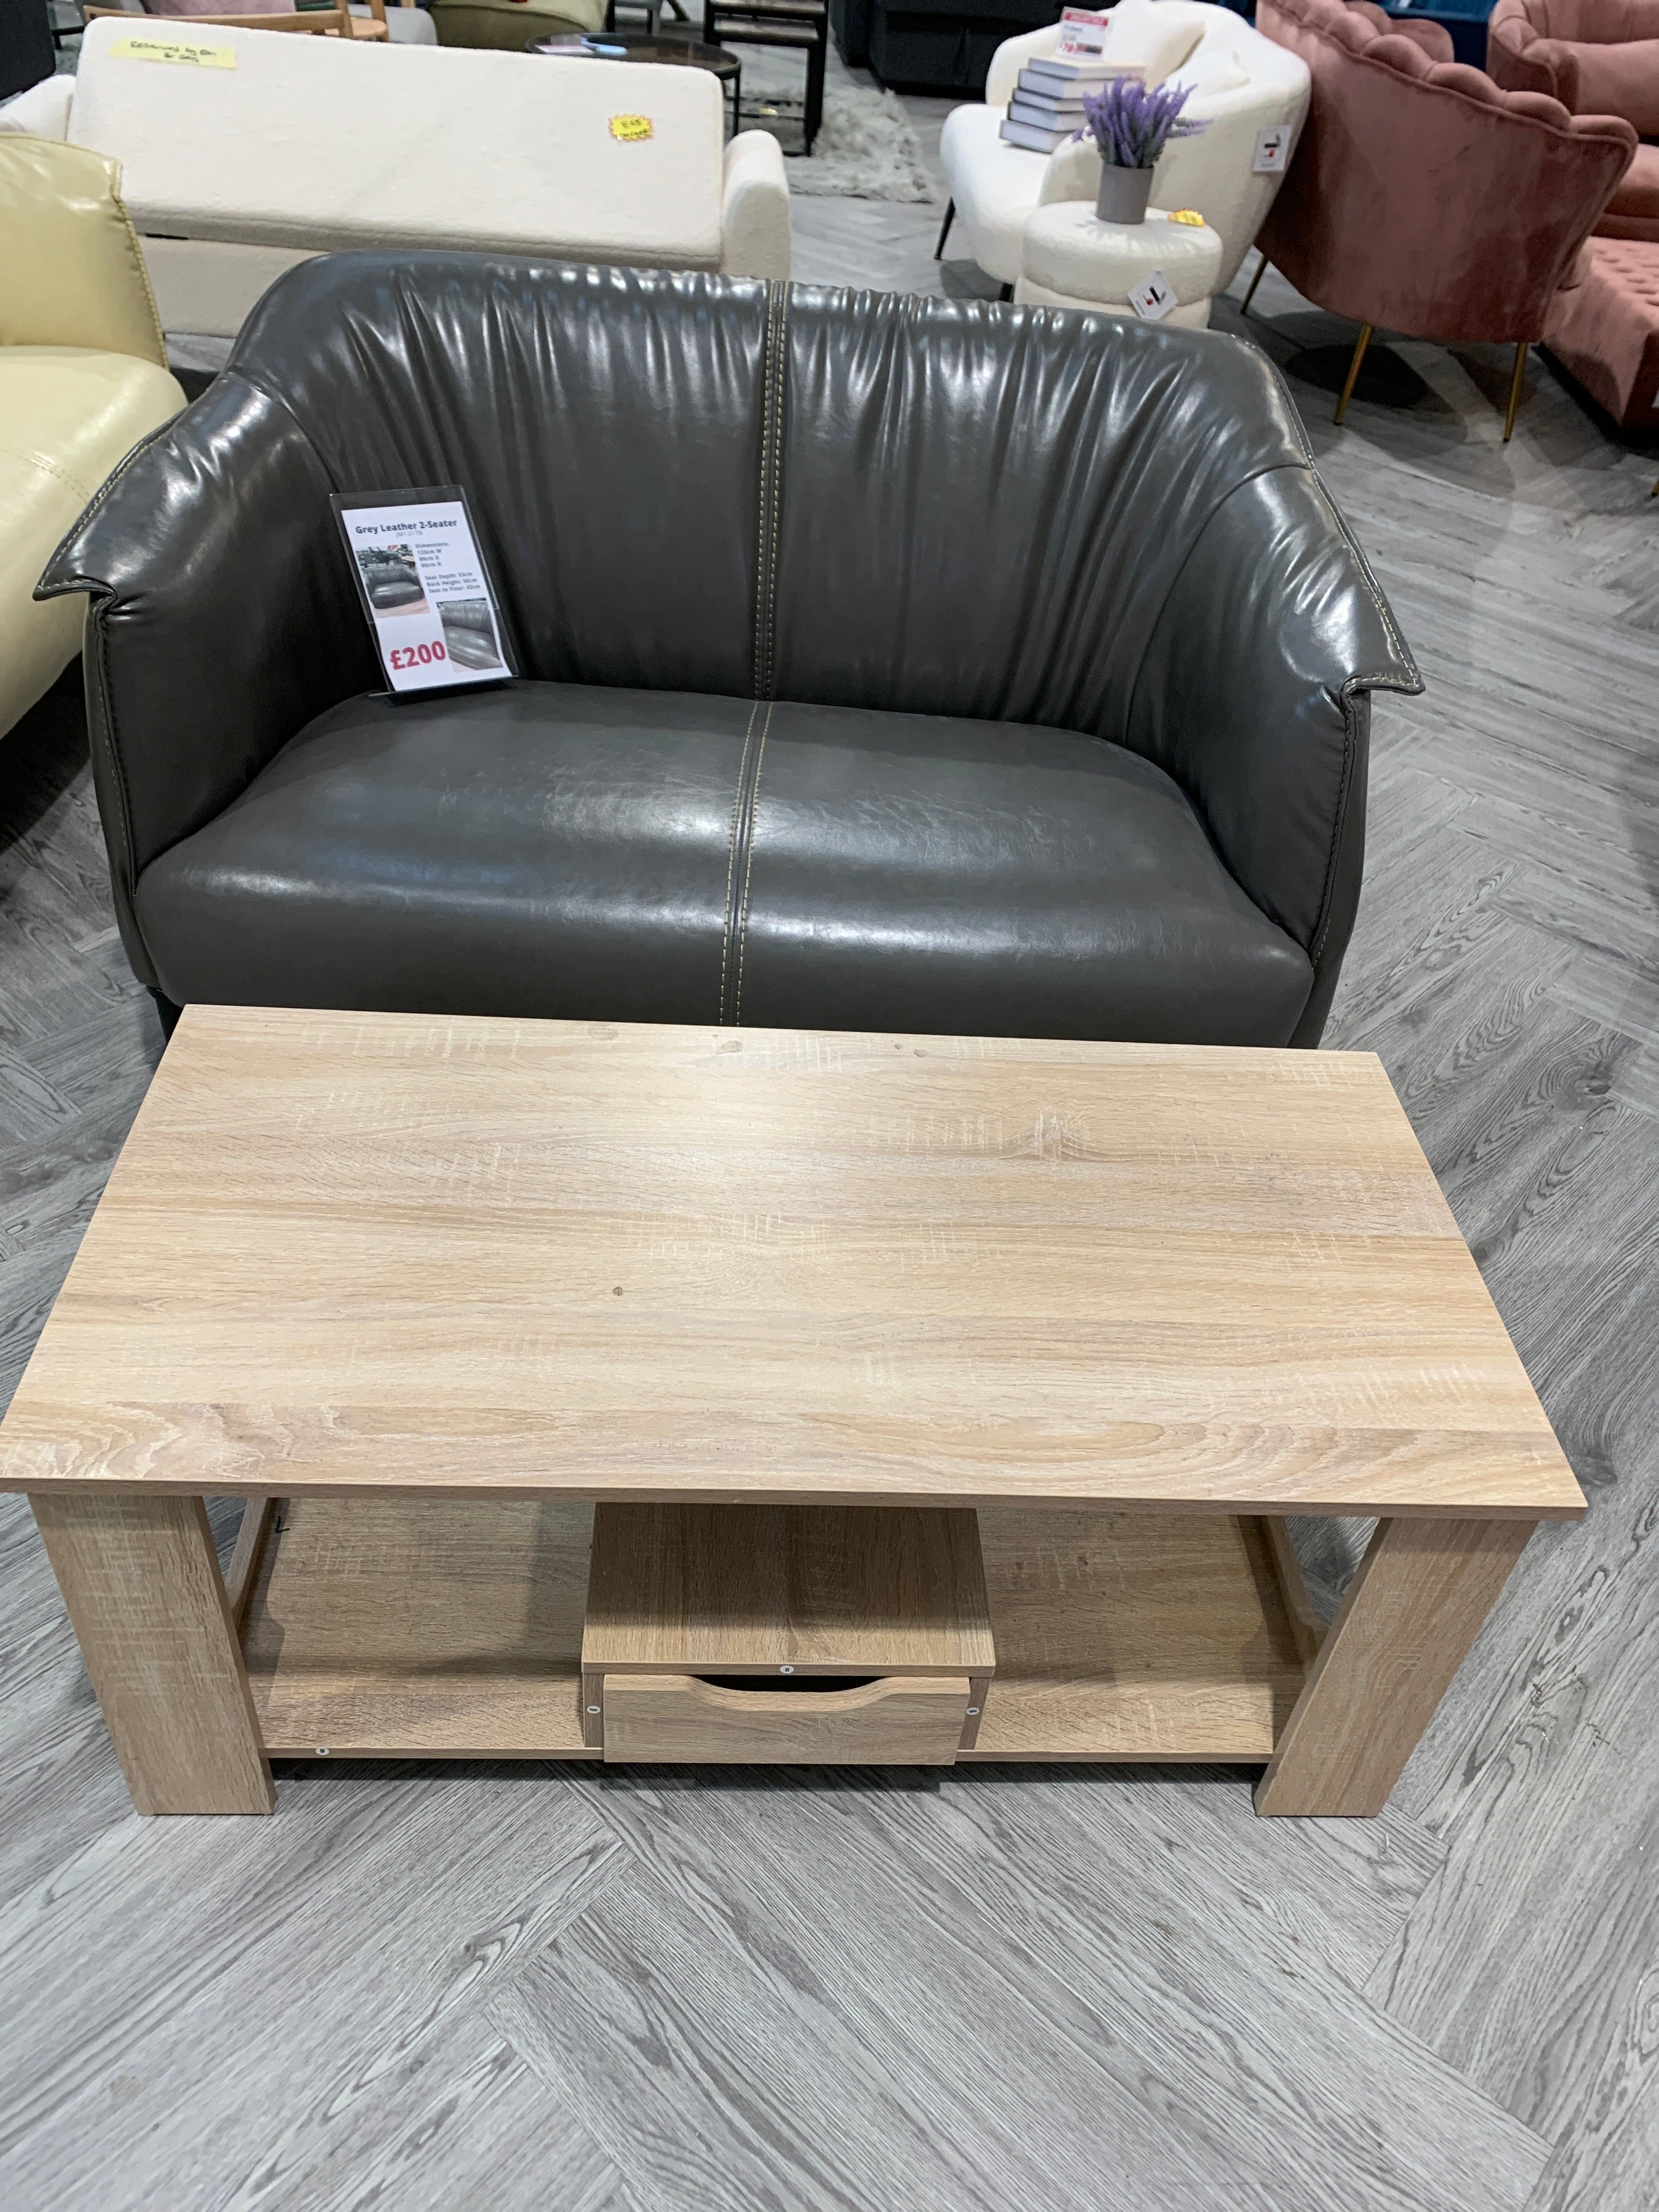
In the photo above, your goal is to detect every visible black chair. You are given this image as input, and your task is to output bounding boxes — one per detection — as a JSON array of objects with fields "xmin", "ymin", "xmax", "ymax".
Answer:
[{"xmin": 42, "ymin": 257, "xmax": 1420, "ymax": 1045}]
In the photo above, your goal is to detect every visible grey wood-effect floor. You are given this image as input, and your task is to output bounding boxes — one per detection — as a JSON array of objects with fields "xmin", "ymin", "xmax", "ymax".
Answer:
[{"xmin": 4, "ymin": 68, "xmax": 1659, "ymax": 2212}]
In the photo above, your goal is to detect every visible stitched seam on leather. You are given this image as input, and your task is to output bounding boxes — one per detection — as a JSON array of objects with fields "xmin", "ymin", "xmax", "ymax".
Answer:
[
  {"xmin": 722, "ymin": 281, "xmax": 787, "ymax": 1023},
  {"xmin": 718, "ymin": 700, "xmax": 761, "ymax": 1024},
  {"xmin": 1310, "ymin": 688, "xmax": 1362, "ymax": 967},
  {"xmin": 1262, "ymin": 356, "xmax": 1421, "ymax": 686},
  {"xmin": 761, "ymin": 280, "xmax": 787, "ymax": 702},
  {"xmin": 35, "ymin": 413, "xmax": 180, "ymax": 596},
  {"xmin": 90, "ymin": 602, "xmax": 151, "ymax": 982},
  {"xmin": 0, "ymin": 445, "xmax": 95, "ymax": 502},
  {"xmin": 112, "ymin": 179, "xmax": 169, "ymax": 367},
  {"xmin": 751, "ymin": 280, "xmax": 784, "ymax": 702},
  {"xmin": 732, "ymin": 699, "xmax": 775, "ymax": 1024}
]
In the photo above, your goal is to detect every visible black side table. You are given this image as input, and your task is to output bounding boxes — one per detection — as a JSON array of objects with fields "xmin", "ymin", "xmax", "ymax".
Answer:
[{"xmin": 703, "ymin": 0, "xmax": 826, "ymax": 155}]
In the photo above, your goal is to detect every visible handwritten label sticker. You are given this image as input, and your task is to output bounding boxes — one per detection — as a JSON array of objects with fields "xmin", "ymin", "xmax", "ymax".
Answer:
[
  {"xmin": 110, "ymin": 35, "xmax": 236, "ymax": 68},
  {"xmin": 1169, "ymin": 208, "xmax": 1205, "ymax": 227},
  {"xmin": 609, "ymin": 114, "xmax": 654, "ymax": 141},
  {"xmin": 1252, "ymin": 124, "xmax": 1291, "ymax": 174},
  {"xmin": 1128, "ymin": 270, "xmax": 1177, "ymax": 323}
]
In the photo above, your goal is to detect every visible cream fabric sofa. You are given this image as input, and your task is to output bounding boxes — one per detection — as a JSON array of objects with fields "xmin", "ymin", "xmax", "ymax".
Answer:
[
  {"xmin": 938, "ymin": 0, "xmax": 1310, "ymax": 295},
  {"xmin": 0, "ymin": 136, "xmax": 184, "ymax": 741},
  {"xmin": 0, "ymin": 18, "xmax": 790, "ymax": 338}
]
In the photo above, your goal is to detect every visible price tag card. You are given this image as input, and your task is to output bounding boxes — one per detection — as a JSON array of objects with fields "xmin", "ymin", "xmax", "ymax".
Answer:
[
  {"xmin": 1054, "ymin": 4, "xmax": 1113, "ymax": 57},
  {"xmin": 1252, "ymin": 123, "xmax": 1292, "ymax": 173},
  {"xmin": 332, "ymin": 487, "xmax": 513, "ymax": 697},
  {"xmin": 1128, "ymin": 270, "xmax": 1177, "ymax": 323}
]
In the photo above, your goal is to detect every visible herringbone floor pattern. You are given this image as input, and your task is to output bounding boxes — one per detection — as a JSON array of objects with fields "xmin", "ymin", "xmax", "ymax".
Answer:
[{"xmin": 1, "ymin": 68, "xmax": 1656, "ymax": 2210}]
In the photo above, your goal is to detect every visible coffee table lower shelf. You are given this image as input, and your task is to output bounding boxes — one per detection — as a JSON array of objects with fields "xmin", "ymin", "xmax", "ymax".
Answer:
[{"xmin": 237, "ymin": 1498, "xmax": 1316, "ymax": 1767}]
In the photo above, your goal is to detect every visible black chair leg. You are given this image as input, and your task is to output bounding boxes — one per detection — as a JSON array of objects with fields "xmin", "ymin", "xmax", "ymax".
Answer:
[
  {"xmin": 998, "ymin": 281, "xmax": 1014, "ymax": 302},
  {"xmin": 149, "ymin": 986, "xmax": 182, "ymax": 1040},
  {"xmin": 934, "ymin": 199, "xmax": 955, "ymax": 259},
  {"xmin": 803, "ymin": 32, "xmax": 826, "ymax": 151}
]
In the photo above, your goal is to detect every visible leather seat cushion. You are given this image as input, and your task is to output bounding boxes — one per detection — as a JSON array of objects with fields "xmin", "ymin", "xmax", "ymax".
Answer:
[{"xmin": 133, "ymin": 681, "xmax": 1314, "ymax": 1045}]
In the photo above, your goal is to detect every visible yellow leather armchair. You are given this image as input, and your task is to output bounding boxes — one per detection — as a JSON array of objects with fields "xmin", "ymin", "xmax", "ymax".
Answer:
[{"xmin": 1, "ymin": 137, "xmax": 185, "ymax": 740}]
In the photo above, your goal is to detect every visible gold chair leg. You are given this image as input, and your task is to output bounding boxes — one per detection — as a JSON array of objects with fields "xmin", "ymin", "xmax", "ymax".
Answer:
[
  {"xmin": 1239, "ymin": 252, "xmax": 1269, "ymax": 317},
  {"xmin": 1333, "ymin": 323, "xmax": 1374, "ymax": 426},
  {"xmin": 1503, "ymin": 341, "xmax": 1530, "ymax": 442}
]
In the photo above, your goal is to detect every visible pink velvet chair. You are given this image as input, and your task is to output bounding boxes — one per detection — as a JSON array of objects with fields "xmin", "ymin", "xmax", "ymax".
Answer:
[
  {"xmin": 1488, "ymin": 0, "xmax": 1659, "ymax": 240},
  {"xmin": 1250, "ymin": 0, "xmax": 1637, "ymax": 436}
]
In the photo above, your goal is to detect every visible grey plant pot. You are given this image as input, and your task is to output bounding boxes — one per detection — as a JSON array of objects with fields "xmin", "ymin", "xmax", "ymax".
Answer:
[{"xmin": 1094, "ymin": 164, "xmax": 1155, "ymax": 225}]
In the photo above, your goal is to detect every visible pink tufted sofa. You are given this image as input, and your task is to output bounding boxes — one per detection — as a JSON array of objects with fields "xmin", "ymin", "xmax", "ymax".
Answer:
[
  {"xmin": 1253, "ymin": 0, "xmax": 1636, "ymax": 435},
  {"xmin": 1488, "ymin": 0, "xmax": 1659, "ymax": 239},
  {"xmin": 1486, "ymin": 0, "xmax": 1659, "ymax": 424}
]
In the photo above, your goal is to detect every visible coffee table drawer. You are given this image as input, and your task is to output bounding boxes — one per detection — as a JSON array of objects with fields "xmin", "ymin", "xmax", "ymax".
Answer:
[{"xmin": 601, "ymin": 1672, "xmax": 971, "ymax": 1764}]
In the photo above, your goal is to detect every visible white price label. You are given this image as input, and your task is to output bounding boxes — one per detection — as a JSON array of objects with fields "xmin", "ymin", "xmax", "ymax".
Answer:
[
  {"xmin": 1252, "ymin": 124, "xmax": 1291, "ymax": 173},
  {"xmin": 335, "ymin": 492, "xmax": 510, "ymax": 695},
  {"xmin": 1128, "ymin": 270, "xmax": 1177, "ymax": 323}
]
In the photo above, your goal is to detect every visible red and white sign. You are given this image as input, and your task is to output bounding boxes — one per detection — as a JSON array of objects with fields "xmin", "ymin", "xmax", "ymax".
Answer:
[{"xmin": 1054, "ymin": 6, "xmax": 1114, "ymax": 59}]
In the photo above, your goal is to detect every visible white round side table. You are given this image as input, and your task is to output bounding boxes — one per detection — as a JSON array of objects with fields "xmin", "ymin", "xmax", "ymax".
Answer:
[{"xmin": 1014, "ymin": 205, "xmax": 1223, "ymax": 331}]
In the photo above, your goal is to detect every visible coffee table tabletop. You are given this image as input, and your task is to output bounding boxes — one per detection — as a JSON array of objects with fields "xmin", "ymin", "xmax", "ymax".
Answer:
[{"xmin": 1, "ymin": 1005, "xmax": 1582, "ymax": 1521}]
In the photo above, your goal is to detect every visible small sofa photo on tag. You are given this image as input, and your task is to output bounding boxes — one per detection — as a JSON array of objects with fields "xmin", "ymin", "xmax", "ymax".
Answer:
[{"xmin": 332, "ymin": 488, "xmax": 514, "ymax": 698}]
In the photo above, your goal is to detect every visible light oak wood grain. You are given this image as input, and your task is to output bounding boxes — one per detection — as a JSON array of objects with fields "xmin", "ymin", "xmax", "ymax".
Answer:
[
  {"xmin": 583, "ymin": 1504, "xmax": 995, "ymax": 1675},
  {"xmin": 4, "ymin": 185, "xmax": 1658, "ymax": 2212},
  {"xmin": 601, "ymin": 1673, "xmax": 972, "ymax": 1765},
  {"xmin": 1256, "ymin": 1517, "xmax": 1537, "ymax": 1815},
  {"xmin": 968, "ymin": 1509, "xmax": 1306, "ymax": 1762},
  {"xmin": 1262, "ymin": 1516, "xmax": 1328, "ymax": 1667},
  {"xmin": 241, "ymin": 1496, "xmax": 595, "ymax": 1758},
  {"xmin": 29, "ymin": 1492, "xmax": 274, "ymax": 1814},
  {"xmin": 222, "ymin": 1494, "xmax": 275, "ymax": 1633},
  {"xmin": 0, "ymin": 1007, "xmax": 1583, "ymax": 1522}
]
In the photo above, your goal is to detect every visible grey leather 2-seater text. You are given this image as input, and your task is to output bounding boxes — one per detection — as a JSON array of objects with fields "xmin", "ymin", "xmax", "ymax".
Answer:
[{"xmin": 43, "ymin": 256, "xmax": 1421, "ymax": 1045}]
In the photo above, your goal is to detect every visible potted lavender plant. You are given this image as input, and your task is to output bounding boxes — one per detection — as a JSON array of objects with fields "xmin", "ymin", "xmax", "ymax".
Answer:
[{"xmin": 1079, "ymin": 77, "xmax": 1206, "ymax": 227}]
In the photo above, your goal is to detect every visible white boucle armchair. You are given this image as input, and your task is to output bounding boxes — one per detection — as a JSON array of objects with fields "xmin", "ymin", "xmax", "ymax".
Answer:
[
  {"xmin": 937, "ymin": 0, "xmax": 1310, "ymax": 296},
  {"xmin": 1, "ymin": 16, "xmax": 791, "ymax": 339}
]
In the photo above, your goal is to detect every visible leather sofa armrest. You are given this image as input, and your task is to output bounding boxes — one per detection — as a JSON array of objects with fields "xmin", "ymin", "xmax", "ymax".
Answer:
[
  {"xmin": 0, "ymin": 76, "xmax": 74, "ymax": 139},
  {"xmin": 1123, "ymin": 452, "xmax": 1421, "ymax": 1045},
  {"xmin": 35, "ymin": 371, "xmax": 377, "ymax": 989},
  {"xmin": 0, "ymin": 138, "xmax": 168, "ymax": 364},
  {"xmin": 720, "ymin": 129, "xmax": 791, "ymax": 281}
]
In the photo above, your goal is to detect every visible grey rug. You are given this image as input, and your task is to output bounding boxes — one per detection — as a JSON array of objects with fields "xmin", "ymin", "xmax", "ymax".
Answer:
[{"xmin": 735, "ymin": 51, "xmax": 935, "ymax": 202}]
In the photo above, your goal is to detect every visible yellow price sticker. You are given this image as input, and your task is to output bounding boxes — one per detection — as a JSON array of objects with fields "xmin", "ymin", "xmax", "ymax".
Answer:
[
  {"xmin": 110, "ymin": 34, "xmax": 236, "ymax": 68},
  {"xmin": 609, "ymin": 113, "xmax": 654, "ymax": 142},
  {"xmin": 1169, "ymin": 208, "xmax": 1205, "ymax": 227}
]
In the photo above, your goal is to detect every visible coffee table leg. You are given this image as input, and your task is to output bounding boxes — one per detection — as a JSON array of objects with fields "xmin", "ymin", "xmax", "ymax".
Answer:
[
  {"xmin": 1255, "ymin": 1516, "xmax": 1536, "ymax": 1816},
  {"xmin": 31, "ymin": 1493, "xmax": 275, "ymax": 1815}
]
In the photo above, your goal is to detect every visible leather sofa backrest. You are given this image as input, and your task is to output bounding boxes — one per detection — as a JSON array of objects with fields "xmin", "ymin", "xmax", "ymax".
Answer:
[
  {"xmin": 221, "ymin": 259, "xmax": 768, "ymax": 706},
  {"xmin": 769, "ymin": 284, "xmax": 1322, "ymax": 747},
  {"xmin": 216, "ymin": 255, "xmax": 1364, "ymax": 758}
]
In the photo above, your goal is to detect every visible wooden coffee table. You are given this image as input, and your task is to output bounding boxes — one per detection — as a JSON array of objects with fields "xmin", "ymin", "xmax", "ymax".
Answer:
[{"xmin": 0, "ymin": 1008, "xmax": 1583, "ymax": 1818}]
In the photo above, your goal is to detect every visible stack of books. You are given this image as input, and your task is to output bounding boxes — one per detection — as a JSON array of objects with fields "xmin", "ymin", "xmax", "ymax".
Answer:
[{"xmin": 998, "ymin": 57, "xmax": 1142, "ymax": 155}]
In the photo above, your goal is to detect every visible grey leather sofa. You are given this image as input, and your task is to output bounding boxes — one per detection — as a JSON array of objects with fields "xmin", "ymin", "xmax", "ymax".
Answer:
[{"xmin": 43, "ymin": 256, "xmax": 1420, "ymax": 1046}]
